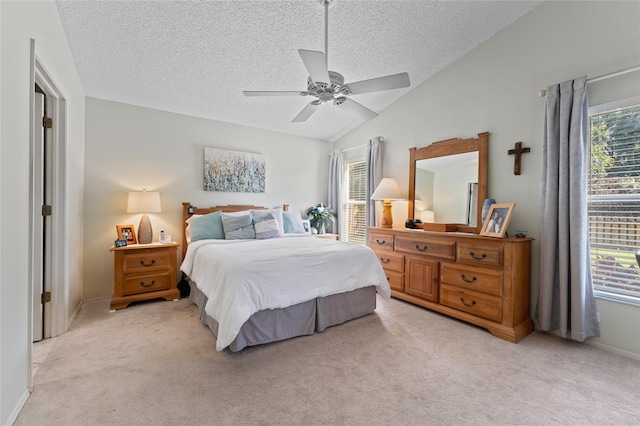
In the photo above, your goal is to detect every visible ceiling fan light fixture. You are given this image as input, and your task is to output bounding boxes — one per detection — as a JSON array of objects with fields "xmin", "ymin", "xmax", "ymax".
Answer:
[{"xmin": 243, "ymin": 0, "xmax": 410, "ymax": 123}]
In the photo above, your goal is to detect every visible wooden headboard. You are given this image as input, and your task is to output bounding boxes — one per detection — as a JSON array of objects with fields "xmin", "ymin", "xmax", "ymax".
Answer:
[{"xmin": 181, "ymin": 202, "xmax": 289, "ymax": 259}]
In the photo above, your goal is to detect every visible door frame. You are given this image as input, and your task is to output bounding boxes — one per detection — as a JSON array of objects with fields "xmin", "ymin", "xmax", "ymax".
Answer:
[{"xmin": 29, "ymin": 40, "xmax": 69, "ymax": 389}]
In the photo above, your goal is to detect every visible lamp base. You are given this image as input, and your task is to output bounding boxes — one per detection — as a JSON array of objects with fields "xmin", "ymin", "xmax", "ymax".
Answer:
[
  {"xmin": 138, "ymin": 214, "xmax": 153, "ymax": 244},
  {"xmin": 380, "ymin": 200, "xmax": 393, "ymax": 228}
]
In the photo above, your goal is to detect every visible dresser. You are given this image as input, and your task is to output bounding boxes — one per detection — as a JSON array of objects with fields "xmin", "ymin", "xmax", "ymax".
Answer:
[
  {"xmin": 110, "ymin": 242, "xmax": 180, "ymax": 310},
  {"xmin": 367, "ymin": 227, "xmax": 533, "ymax": 342}
]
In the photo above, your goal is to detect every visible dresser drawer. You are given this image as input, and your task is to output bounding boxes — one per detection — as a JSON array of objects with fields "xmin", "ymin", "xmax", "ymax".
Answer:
[
  {"xmin": 385, "ymin": 270, "xmax": 404, "ymax": 292},
  {"xmin": 368, "ymin": 231, "xmax": 394, "ymax": 251},
  {"xmin": 440, "ymin": 285, "xmax": 502, "ymax": 323},
  {"xmin": 441, "ymin": 264, "xmax": 502, "ymax": 297},
  {"xmin": 374, "ymin": 251, "xmax": 404, "ymax": 273},
  {"xmin": 123, "ymin": 249, "xmax": 172, "ymax": 274},
  {"xmin": 395, "ymin": 236, "xmax": 455, "ymax": 260},
  {"xmin": 123, "ymin": 272, "xmax": 171, "ymax": 296},
  {"xmin": 457, "ymin": 242, "xmax": 502, "ymax": 268}
]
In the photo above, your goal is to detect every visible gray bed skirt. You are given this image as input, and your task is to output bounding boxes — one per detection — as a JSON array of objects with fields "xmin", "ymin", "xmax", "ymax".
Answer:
[{"xmin": 188, "ymin": 280, "xmax": 376, "ymax": 352}]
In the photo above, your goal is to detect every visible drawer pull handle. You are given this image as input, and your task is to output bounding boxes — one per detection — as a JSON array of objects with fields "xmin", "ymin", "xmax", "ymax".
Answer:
[
  {"xmin": 415, "ymin": 244, "xmax": 428, "ymax": 251},
  {"xmin": 375, "ymin": 239, "xmax": 387, "ymax": 245},
  {"xmin": 460, "ymin": 274, "xmax": 477, "ymax": 283},
  {"xmin": 139, "ymin": 259, "xmax": 156, "ymax": 267},
  {"xmin": 381, "ymin": 258, "xmax": 390, "ymax": 264},
  {"xmin": 469, "ymin": 251, "xmax": 487, "ymax": 260},
  {"xmin": 460, "ymin": 297, "xmax": 477, "ymax": 307},
  {"xmin": 139, "ymin": 280, "xmax": 155, "ymax": 288}
]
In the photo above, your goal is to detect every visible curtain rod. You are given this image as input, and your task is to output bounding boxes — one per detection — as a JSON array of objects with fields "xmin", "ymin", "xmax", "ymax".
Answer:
[
  {"xmin": 340, "ymin": 137, "xmax": 384, "ymax": 153},
  {"xmin": 538, "ymin": 64, "xmax": 640, "ymax": 97}
]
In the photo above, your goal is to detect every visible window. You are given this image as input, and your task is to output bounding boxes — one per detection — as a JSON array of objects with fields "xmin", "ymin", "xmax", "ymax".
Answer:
[
  {"xmin": 342, "ymin": 160, "xmax": 367, "ymax": 243},
  {"xmin": 588, "ymin": 101, "xmax": 640, "ymax": 305}
]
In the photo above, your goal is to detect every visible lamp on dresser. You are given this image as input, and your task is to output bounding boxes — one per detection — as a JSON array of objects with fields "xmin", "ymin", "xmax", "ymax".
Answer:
[
  {"xmin": 371, "ymin": 178, "xmax": 405, "ymax": 228},
  {"xmin": 127, "ymin": 190, "xmax": 161, "ymax": 244}
]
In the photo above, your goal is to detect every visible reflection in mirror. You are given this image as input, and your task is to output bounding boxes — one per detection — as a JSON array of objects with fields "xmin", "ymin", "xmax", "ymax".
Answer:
[
  {"xmin": 414, "ymin": 151, "xmax": 479, "ymax": 225},
  {"xmin": 408, "ymin": 132, "xmax": 488, "ymax": 234}
]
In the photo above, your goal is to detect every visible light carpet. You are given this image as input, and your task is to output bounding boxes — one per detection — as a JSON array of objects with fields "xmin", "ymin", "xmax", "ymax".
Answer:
[{"xmin": 16, "ymin": 297, "xmax": 640, "ymax": 425}]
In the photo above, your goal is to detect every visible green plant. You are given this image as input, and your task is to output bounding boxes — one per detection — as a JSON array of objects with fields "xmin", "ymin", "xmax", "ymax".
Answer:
[{"xmin": 305, "ymin": 203, "xmax": 336, "ymax": 233}]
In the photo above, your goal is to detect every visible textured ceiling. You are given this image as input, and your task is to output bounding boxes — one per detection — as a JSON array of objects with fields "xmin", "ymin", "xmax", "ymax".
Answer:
[{"xmin": 55, "ymin": 0, "xmax": 542, "ymax": 142}]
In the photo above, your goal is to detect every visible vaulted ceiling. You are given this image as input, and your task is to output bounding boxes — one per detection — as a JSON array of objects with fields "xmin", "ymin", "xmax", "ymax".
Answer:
[{"xmin": 55, "ymin": 0, "xmax": 542, "ymax": 142}]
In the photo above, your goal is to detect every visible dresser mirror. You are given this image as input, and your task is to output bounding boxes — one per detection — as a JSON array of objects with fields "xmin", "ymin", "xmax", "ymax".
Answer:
[{"xmin": 408, "ymin": 132, "xmax": 488, "ymax": 233}]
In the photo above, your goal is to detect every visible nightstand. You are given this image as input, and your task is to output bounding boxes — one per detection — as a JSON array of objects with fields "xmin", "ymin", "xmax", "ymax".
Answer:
[
  {"xmin": 314, "ymin": 233, "xmax": 339, "ymax": 240},
  {"xmin": 110, "ymin": 242, "xmax": 180, "ymax": 310}
]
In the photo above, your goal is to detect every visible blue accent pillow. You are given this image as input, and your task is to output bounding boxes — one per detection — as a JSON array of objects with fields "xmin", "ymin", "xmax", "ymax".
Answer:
[
  {"xmin": 283, "ymin": 211, "xmax": 306, "ymax": 234},
  {"xmin": 188, "ymin": 211, "xmax": 225, "ymax": 241}
]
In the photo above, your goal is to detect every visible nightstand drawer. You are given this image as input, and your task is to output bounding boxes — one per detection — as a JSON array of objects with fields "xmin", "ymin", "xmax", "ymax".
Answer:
[
  {"xmin": 123, "ymin": 250, "xmax": 172, "ymax": 274},
  {"xmin": 123, "ymin": 272, "xmax": 171, "ymax": 296}
]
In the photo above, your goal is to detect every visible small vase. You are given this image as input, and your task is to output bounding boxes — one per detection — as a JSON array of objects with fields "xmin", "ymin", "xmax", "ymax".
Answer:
[{"xmin": 317, "ymin": 223, "xmax": 325, "ymax": 234}]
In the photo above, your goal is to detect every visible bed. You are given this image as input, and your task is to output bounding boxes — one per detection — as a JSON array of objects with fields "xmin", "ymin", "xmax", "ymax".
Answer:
[{"xmin": 180, "ymin": 202, "xmax": 390, "ymax": 352}]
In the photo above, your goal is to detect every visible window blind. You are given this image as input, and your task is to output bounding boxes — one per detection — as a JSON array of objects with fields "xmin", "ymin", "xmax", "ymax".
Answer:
[
  {"xmin": 343, "ymin": 161, "xmax": 367, "ymax": 244},
  {"xmin": 588, "ymin": 104, "xmax": 640, "ymax": 304}
]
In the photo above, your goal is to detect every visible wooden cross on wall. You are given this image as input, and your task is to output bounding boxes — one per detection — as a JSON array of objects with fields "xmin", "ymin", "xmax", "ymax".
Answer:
[{"xmin": 508, "ymin": 142, "xmax": 531, "ymax": 175}]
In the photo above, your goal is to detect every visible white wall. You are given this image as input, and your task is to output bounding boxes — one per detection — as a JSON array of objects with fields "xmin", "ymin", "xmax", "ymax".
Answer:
[
  {"xmin": 0, "ymin": 0, "xmax": 85, "ymax": 424},
  {"xmin": 84, "ymin": 98, "xmax": 329, "ymax": 300},
  {"xmin": 334, "ymin": 1, "xmax": 640, "ymax": 357}
]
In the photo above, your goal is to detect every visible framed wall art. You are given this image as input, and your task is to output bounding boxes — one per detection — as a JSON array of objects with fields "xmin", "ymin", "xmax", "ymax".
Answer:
[
  {"xmin": 116, "ymin": 224, "xmax": 137, "ymax": 245},
  {"xmin": 480, "ymin": 203, "xmax": 515, "ymax": 238},
  {"xmin": 204, "ymin": 147, "xmax": 265, "ymax": 193}
]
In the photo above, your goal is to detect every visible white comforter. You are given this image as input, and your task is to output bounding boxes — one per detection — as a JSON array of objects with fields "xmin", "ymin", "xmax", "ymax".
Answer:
[{"xmin": 181, "ymin": 237, "xmax": 390, "ymax": 351}]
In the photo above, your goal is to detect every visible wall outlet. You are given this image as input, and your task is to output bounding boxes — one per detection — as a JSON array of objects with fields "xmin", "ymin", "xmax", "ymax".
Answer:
[{"xmin": 596, "ymin": 312, "xmax": 601, "ymax": 323}]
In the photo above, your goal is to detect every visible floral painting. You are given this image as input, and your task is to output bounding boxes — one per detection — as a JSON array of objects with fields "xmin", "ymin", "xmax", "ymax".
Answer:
[{"xmin": 204, "ymin": 148, "xmax": 265, "ymax": 193}]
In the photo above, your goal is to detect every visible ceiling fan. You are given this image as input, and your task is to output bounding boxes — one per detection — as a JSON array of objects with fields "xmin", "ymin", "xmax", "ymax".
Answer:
[{"xmin": 243, "ymin": 0, "xmax": 410, "ymax": 123}]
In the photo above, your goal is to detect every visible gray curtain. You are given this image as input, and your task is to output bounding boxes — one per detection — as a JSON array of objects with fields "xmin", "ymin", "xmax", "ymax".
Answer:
[
  {"xmin": 327, "ymin": 149, "xmax": 343, "ymax": 234},
  {"xmin": 536, "ymin": 76, "xmax": 600, "ymax": 342},
  {"xmin": 366, "ymin": 138, "xmax": 383, "ymax": 227}
]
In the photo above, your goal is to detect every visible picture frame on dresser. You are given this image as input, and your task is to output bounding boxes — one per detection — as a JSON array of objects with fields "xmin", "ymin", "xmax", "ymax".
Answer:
[
  {"xmin": 480, "ymin": 203, "xmax": 515, "ymax": 238},
  {"xmin": 116, "ymin": 224, "xmax": 137, "ymax": 245}
]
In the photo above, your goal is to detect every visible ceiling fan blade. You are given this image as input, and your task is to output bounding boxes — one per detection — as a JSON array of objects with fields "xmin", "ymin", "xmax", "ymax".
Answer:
[
  {"xmin": 243, "ymin": 91, "xmax": 307, "ymax": 97},
  {"xmin": 345, "ymin": 72, "xmax": 411, "ymax": 95},
  {"xmin": 337, "ymin": 98, "xmax": 378, "ymax": 120},
  {"xmin": 298, "ymin": 49, "xmax": 331, "ymax": 85},
  {"xmin": 292, "ymin": 102, "xmax": 320, "ymax": 123}
]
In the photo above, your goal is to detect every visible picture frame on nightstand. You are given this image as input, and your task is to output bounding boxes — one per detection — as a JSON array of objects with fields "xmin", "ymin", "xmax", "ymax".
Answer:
[
  {"xmin": 301, "ymin": 219, "xmax": 312, "ymax": 235},
  {"xmin": 116, "ymin": 224, "xmax": 137, "ymax": 245}
]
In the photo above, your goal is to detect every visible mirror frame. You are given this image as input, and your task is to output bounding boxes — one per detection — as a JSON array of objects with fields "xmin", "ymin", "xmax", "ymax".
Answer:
[{"xmin": 408, "ymin": 132, "xmax": 489, "ymax": 234}]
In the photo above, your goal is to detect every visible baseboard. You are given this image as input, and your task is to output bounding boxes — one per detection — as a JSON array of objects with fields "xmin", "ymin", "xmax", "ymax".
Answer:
[
  {"xmin": 586, "ymin": 340, "xmax": 640, "ymax": 361},
  {"xmin": 5, "ymin": 388, "xmax": 30, "ymax": 426},
  {"xmin": 81, "ymin": 295, "xmax": 111, "ymax": 303},
  {"xmin": 65, "ymin": 299, "xmax": 84, "ymax": 332}
]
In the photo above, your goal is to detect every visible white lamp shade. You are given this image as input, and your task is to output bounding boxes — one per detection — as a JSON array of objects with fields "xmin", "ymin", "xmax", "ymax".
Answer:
[
  {"xmin": 127, "ymin": 191, "xmax": 161, "ymax": 213},
  {"xmin": 371, "ymin": 178, "xmax": 404, "ymax": 201}
]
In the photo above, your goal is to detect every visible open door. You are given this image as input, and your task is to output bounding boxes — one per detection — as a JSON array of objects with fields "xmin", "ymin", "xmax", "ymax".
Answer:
[{"xmin": 32, "ymin": 87, "xmax": 53, "ymax": 342}]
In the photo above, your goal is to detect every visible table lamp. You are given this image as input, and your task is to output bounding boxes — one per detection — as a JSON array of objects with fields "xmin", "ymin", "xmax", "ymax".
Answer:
[
  {"xmin": 127, "ymin": 190, "xmax": 161, "ymax": 244},
  {"xmin": 371, "ymin": 178, "xmax": 404, "ymax": 228}
]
